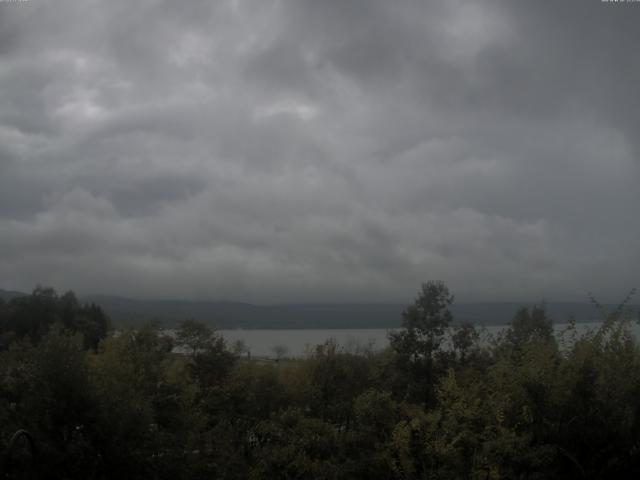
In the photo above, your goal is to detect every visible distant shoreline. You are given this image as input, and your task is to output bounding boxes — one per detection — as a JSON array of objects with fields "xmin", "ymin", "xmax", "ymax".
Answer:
[{"xmin": 2, "ymin": 288, "xmax": 636, "ymax": 329}]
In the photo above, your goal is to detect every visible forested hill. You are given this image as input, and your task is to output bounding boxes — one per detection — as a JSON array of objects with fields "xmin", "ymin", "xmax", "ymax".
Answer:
[
  {"xmin": 2, "ymin": 288, "xmax": 633, "ymax": 328},
  {"xmin": 88, "ymin": 298, "xmax": 639, "ymax": 328},
  {"xmin": 80, "ymin": 296, "xmax": 640, "ymax": 328},
  {"xmin": 0, "ymin": 288, "xmax": 27, "ymax": 301},
  {"xmin": 82, "ymin": 297, "xmax": 405, "ymax": 329}
]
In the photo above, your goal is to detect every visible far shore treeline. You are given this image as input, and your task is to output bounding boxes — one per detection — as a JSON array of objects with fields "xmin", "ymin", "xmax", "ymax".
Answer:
[
  {"xmin": 1, "ymin": 282, "xmax": 640, "ymax": 478},
  {"xmin": 0, "ymin": 287, "xmax": 633, "ymax": 329}
]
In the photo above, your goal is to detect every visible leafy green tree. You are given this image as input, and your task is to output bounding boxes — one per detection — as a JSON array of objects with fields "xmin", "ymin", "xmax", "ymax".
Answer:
[
  {"xmin": 0, "ymin": 330, "xmax": 101, "ymax": 479},
  {"xmin": 189, "ymin": 335, "xmax": 236, "ymax": 394},
  {"xmin": 303, "ymin": 339, "xmax": 372, "ymax": 425},
  {"xmin": 451, "ymin": 321, "xmax": 480, "ymax": 363},
  {"xmin": 505, "ymin": 305, "xmax": 553, "ymax": 349},
  {"xmin": 176, "ymin": 319, "xmax": 215, "ymax": 356},
  {"xmin": 75, "ymin": 302, "xmax": 111, "ymax": 351},
  {"xmin": 0, "ymin": 287, "xmax": 109, "ymax": 351},
  {"xmin": 89, "ymin": 325, "xmax": 197, "ymax": 479},
  {"xmin": 5, "ymin": 286, "xmax": 59, "ymax": 342},
  {"xmin": 388, "ymin": 281, "xmax": 454, "ymax": 407}
]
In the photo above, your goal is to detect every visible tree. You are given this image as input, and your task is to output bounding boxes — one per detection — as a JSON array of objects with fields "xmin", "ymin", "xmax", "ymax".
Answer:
[
  {"xmin": 271, "ymin": 344, "xmax": 288, "ymax": 361},
  {"xmin": 75, "ymin": 302, "xmax": 110, "ymax": 351},
  {"xmin": 5, "ymin": 286, "xmax": 59, "ymax": 342},
  {"xmin": 176, "ymin": 319, "xmax": 215, "ymax": 356},
  {"xmin": 89, "ymin": 324, "xmax": 192, "ymax": 479},
  {"xmin": 451, "ymin": 322, "xmax": 480, "ymax": 363},
  {"xmin": 505, "ymin": 305, "xmax": 553, "ymax": 349},
  {"xmin": 296, "ymin": 339, "xmax": 372, "ymax": 425},
  {"xmin": 388, "ymin": 281, "xmax": 454, "ymax": 407},
  {"xmin": 0, "ymin": 287, "xmax": 110, "ymax": 351}
]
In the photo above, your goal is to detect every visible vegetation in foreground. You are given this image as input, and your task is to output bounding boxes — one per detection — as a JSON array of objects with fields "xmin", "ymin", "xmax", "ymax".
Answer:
[{"xmin": 1, "ymin": 282, "xmax": 640, "ymax": 479}]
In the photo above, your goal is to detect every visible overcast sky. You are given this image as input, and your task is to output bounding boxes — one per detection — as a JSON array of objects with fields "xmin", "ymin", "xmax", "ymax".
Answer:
[{"xmin": 1, "ymin": 0, "xmax": 639, "ymax": 303}]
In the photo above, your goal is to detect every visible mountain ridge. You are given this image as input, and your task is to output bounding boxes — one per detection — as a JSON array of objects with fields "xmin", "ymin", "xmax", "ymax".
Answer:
[{"xmin": 2, "ymin": 288, "xmax": 636, "ymax": 329}]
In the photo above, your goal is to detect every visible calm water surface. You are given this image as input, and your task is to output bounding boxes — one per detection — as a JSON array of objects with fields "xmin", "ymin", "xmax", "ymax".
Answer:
[{"xmin": 218, "ymin": 321, "xmax": 639, "ymax": 358}]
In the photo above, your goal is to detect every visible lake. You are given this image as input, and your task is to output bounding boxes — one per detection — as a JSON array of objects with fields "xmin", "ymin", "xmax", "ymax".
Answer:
[{"xmin": 218, "ymin": 321, "xmax": 638, "ymax": 358}]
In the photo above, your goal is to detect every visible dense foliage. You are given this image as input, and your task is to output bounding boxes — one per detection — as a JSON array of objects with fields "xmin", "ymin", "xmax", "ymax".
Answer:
[{"xmin": 1, "ymin": 283, "xmax": 640, "ymax": 479}]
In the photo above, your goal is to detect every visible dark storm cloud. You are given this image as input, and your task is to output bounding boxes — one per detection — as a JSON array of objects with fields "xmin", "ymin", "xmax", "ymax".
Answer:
[{"xmin": 0, "ymin": 0, "xmax": 638, "ymax": 302}]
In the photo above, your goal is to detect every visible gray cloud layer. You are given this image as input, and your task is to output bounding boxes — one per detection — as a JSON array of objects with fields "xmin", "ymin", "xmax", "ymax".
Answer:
[{"xmin": 1, "ymin": 0, "xmax": 638, "ymax": 302}]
